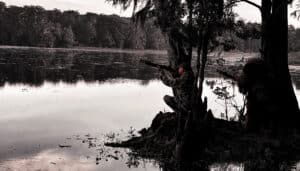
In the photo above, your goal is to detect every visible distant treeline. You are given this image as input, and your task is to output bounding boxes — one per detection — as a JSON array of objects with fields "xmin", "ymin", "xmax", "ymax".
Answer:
[
  {"xmin": 234, "ymin": 20, "xmax": 300, "ymax": 52},
  {"xmin": 0, "ymin": 1, "xmax": 299, "ymax": 52},
  {"xmin": 0, "ymin": 1, "xmax": 167, "ymax": 49}
]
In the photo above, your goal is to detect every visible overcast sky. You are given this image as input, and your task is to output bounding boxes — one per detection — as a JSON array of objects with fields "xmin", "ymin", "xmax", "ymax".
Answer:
[{"xmin": 1, "ymin": 0, "xmax": 300, "ymax": 27}]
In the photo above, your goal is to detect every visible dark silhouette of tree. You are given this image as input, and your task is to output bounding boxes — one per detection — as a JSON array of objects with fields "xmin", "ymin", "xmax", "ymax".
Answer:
[
  {"xmin": 232, "ymin": 0, "xmax": 300, "ymax": 130},
  {"xmin": 109, "ymin": 0, "xmax": 233, "ymax": 165},
  {"xmin": 108, "ymin": 1, "xmax": 300, "ymax": 168}
]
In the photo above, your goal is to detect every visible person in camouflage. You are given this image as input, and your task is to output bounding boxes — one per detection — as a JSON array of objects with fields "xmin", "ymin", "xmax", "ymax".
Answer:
[{"xmin": 160, "ymin": 63, "xmax": 194, "ymax": 113}]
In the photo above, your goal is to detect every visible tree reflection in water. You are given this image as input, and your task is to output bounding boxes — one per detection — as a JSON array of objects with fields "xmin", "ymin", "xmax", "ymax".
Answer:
[
  {"xmin": 1, "ymin": 48, "xmax": 300, "ymax": 171},
  {"xmin": 0, "ymin": 49, "xmax": 167, "ymax": 87}
]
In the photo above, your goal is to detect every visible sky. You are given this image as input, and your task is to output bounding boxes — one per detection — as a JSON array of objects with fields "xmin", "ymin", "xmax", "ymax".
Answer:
[{"xmin": 1, "ymin": 0, "xmax": 300, "ymax": 27}]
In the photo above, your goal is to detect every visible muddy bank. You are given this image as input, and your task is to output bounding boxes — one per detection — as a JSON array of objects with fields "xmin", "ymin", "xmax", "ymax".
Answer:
[{"xmin": 106, "ymin": 111, "xmax": 300, "ymax": 169}]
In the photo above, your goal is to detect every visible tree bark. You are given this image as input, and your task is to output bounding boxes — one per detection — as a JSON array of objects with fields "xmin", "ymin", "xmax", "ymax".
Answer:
[
  {"xmin": 245, "ymin": 0, "xmax": 300, "ymax": 130},
  {"xmin": 268, "ymin": 0, "xmax": 299, "ymax": 128}
]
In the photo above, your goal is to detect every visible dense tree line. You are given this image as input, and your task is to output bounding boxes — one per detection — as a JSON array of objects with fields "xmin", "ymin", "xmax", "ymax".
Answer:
[
  {"xmin": 234, "ymin": 20, "xmax": 300, "ymax": 52},
  {"xmin": 1, "ymin": 1, "xmax": 300, "ymax": 52},
  {"xmin": 0, "ymin": 1, "xmax": 167, "ymax": 49}
]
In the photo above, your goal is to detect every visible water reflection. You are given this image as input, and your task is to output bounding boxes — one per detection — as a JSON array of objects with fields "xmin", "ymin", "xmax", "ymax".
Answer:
[
  {"xmin": 0, "ymin": 49, "xmax": 246, "ymax": 119},
  {"xmin": 0, "ymin": 49, "xmax": 167, "ymax": 87},
  {"xmin": 0, "ymin": 148, "xmax": 160, "ymax": 171},
  {"xmin": 0, "ymin": 80, "xmax": 168, "ymax": 171},
  {"xmin": 1, "ymin": 48, "xmax": 300, "ymax": 90},
  {"xmin": 0, "ymin": 49, "xmax": 300, "ymax": 171}
]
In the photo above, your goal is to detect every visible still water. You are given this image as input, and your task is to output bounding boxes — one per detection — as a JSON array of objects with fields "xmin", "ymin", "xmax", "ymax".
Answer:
[{"xmin": 0, "ymin": 48, "xmax": 300, "ymax": 171}]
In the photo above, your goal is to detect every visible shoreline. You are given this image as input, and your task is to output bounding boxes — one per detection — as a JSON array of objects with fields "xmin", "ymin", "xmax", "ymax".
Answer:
[
  {"xmin": 0, "ymin": 45, "xmax": 168, "ymax": 55},
  {"xmin": 0, "ymin": 45, "xmax": 257, "ymax": 57}
]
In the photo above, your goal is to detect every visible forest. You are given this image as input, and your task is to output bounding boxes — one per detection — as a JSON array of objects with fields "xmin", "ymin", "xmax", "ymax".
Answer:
[
  {"xmin": 1, "ymin": 1, "xmax": 300, "ymax": 52},
  {"xmin": 0, "ymin": 1, "xmax": 166, "ymax": 49}
]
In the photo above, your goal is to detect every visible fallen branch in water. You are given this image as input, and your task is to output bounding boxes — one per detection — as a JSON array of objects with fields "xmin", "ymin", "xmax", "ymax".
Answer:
[{"xmin": 58, "ymin": 144, "xmax": 72, "ymax": 148}]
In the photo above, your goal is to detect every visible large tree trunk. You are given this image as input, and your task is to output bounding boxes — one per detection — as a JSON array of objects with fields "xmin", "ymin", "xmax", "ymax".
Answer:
[
  {"xmin": 268, "ymin": 0, "xmax": 299, "ymax": 128},
  {"xmin": 246, "ymin": 0, "xmax": 300, "ymax": 131}
]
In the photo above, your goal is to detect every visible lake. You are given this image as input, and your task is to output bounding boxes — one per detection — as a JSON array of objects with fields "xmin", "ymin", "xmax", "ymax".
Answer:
[{"xmin": 0, "ymin": 48, "xmax": 300, "ymax": 171}]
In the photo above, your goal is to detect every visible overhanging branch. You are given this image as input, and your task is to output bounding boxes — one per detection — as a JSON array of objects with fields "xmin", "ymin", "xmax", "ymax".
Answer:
[
  {"xmin": 225, "ymin": 0, "xmax": 262, "ymax": 11},
  {"xmin": 240, "ymin": 0, "xmax": 262, "ymax": 11}
]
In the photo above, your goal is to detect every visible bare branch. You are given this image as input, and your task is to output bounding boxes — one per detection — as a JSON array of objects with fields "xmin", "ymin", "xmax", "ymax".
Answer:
[
  {"xmin": 240, "ymin": 0, "xmax": 262, "ymax": 10},
  {"xmin": 226, "ymin": 0, "xmax": 261, "ymax": 11}
]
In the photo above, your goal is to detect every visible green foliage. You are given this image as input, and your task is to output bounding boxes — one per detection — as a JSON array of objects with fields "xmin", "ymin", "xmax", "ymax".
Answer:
[
  {"xmin": 144, "ymin": 20, "xmax": 167, "ymax": 49},
  {"xmin": 0, "ymin": 1, "xmax": 166, "ymax": 49},
  {"xmin": 61, "ymin": 26, "xmax": 74, "ymax": 47},
  {"xmin": 235, "ymin": 20, "xmax": 260, "ymax": 40},
  {"xmin": 0, "ymin": 1, "xmax": 299, "ymax": 52},
  {"xmin": 108, "ymin": 0, "xmax": 185, "ymax": 32},
  {"xmin": 288, "ymin": 25, "xmax": 300, "ymax": 51},
  {"xmin": 74, "ymin": 13, "xmax": 97, "ymax": 45}
]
